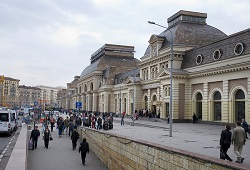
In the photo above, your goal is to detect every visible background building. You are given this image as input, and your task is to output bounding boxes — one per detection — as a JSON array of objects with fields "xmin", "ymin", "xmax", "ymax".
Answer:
[
  {"xmin": 36, "ymin": 85, "xmax": 63, "ymax": 110},
  {"xmin": 0, "ymin": 76, "xmax": 20, "ymax": 108},
  {"xmin": 18, "ymin": 85, "xmax": 41, "ymax": 108}
]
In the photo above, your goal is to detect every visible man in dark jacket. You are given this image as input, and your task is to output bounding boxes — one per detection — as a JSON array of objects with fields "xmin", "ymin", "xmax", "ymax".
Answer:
[
  {"xmin": 241, "ymin": 118, "xmax": 248, "ymax": 139},
  {"xmin": 57, "ymin": 117, "xmax": 64, "ymax": 138},
  {"xmin": 30, "ymin": 126, "xmax": 40, "ymax": 150},
  {"xmin": 79, "ymin": 138, "xmax": 89, "ymax": 165},
  {"xmin": 220, "ymin": 124, "xmax": 232, "ymax": 161},
  {"xmin": 71, "ymin": 129, "xmax": 79, "ymax": 150}
]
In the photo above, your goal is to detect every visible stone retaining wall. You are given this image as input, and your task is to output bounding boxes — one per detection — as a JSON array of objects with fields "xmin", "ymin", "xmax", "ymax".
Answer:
[
  {"xmin": 5, "ymin": 124, "xmax": 28, "ymax": 170},
  {"xmin": 78, "ymin": 127, "xmax": 247, "ymax": 170}
]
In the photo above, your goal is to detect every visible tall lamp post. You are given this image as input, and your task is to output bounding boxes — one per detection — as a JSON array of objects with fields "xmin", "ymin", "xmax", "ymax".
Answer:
[
  {"xmin": 148, "ymin": 21, "xmax": 173, "ymax": 137},
  {"xmin": 119, "ymin": 83, "xmax": 121, "ymax": 117},
  {"xmin": 132, "ymin": 75, "xmax": 135, "ymax": 126}
]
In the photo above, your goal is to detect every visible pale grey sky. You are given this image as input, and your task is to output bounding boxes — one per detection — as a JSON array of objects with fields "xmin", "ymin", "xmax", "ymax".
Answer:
[{"xmin": 1, "ymin": 0, "xmax": 250, "ymax": 87}]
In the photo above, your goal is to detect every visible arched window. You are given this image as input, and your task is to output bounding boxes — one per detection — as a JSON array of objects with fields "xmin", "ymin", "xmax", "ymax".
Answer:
[
  {"xmin": 196, "ymin": 92, "xmax": 203, "ymax": 120},
  {"xmin": 84, "ymin": 84, "xmax": 87, "ymax": 92},
  {"xmin": 235, "ymin": 89, "xmax": 245, "ymax": 121},
  {"xmin": 79, "ymin": 86, "xmax": 82, "ymax": 93},
  {"xmin": 153, "ymin": 95, "xmax": 157, "ymax": 101},
  {"xmin": 90, "ymin": 82, "xmax": 93, "ymax": 91},
  {"xmin": 213, "ymin": 91, "xmax": 221, "ymax": 121}
]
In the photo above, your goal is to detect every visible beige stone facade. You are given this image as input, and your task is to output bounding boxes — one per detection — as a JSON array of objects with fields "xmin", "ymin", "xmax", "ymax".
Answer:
[
  {"xmin": 0, "ymin": 76, "xmax": 20, "ymax": 108},
  {"xmin": 58, "ymin": 10, "xmax": 250, "ymax": 124}
]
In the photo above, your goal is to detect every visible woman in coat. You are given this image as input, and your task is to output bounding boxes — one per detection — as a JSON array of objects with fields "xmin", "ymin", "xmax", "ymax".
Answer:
[
  {"xmin": 43, "ymin": 126, "xmax": 51, "ymax": 149},
  {"xmin": 220, "ymin": 124, "xmax": 232, "ymax": 161}
]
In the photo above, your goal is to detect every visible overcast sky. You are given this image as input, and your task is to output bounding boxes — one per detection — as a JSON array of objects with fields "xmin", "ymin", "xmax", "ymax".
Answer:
[{"xmin": 1, "ymin": 0, "xmax": 250, "ymax": 87}]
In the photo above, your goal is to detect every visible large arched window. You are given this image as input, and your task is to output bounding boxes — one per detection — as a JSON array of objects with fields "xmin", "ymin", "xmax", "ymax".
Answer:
[
  {"xmin": 196, "ymin": 92, "xmax": 203, "ymax": 120},
  {"xmin": 213, "ymin": 91, "xmax": 221, "ymax": 121},
  {"xmin": 235, "ymin": 89, "xmax": 245, "ymax": 121}
]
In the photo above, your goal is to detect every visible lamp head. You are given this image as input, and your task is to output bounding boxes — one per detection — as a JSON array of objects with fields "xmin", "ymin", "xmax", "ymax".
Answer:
[{"xmin": 148, "ymin": 21, "xmax": 155, "ymax": 24}]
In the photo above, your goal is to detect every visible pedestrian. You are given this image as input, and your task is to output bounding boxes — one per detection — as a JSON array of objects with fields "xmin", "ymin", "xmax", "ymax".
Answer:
[
  {"xmin": 97, "ymin": 116, "xmax": 102, "ymax": 130},
  {"xmin": 57, "ymin": 117, "xmax": 64, "ymax": 138},
  {"xmin": 50, "ymin": 116, "xmax": 55, "ymax": 132},
  {"xmin": 219, "ymin": 124, "xmax": 232, "ymax": 161},
  {"xmin": 241, "ymin": 118, "xmax": 248, "ymax": 139},
  {"xmin": 121, "ymin": 111, "xmax": 125, "ymax": 125},
  {"xmin": 232, "ymin": 121, "xmax": 246, "ymax": 163},
  {"xmin": 43, "ymin": 126, "xmax": 51, "ymax": 149},
  {"xmin": 79, "ymin": 138, "xmax": 89, "ymax": 165},
  {"xmin": 71, "ymin": 129, "xmax": 80, "ymax": 150},
  {"xmin": 192, "ymin": 113, "xmax": 197, "ymax": 123},
  {"xmin": 30, "ymin": 126, "xmax": 40, "ymax": 150},
  {"xmin": 64, "ymin": 116, "xmax": 69, "ymax": 135},
  {"xmin": 68, "ymin": 119, "xmax": 74, "ymax": 137},
  {"xmin": 91, "ymin": 115, "xmax": 96, "ymax": 129}
]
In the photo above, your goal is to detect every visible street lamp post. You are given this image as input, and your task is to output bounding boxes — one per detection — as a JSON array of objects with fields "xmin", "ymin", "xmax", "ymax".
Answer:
[
  {"xmin": 119, "ymin": 84, "xmax": 121, "ymax": 117},
  {"xmin": 132, "ymin": 75, "xmax": 135, "ymax": 126},
  {"xmin": 148, "ymin": 21, "xmax": 173, "ymax": 137}
]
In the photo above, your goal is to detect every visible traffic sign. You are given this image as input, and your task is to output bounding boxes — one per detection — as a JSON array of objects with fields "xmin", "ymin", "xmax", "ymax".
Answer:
[
  {"xmin": 75, "ymin": 102, "xmax": 82, "ymax": 108},
  {"xmin": 34, "ymin": 101, "xmax": 38, "ymax": 106}
]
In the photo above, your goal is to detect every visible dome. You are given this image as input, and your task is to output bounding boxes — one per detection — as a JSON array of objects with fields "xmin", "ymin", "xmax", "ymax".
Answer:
[
  {"xmin": 144, "ymin": 22, "xmax": 227, "ymax": 56},
  {"xmin": 80, "ymin": 56, "xmax": 140, "ymax": 78}
]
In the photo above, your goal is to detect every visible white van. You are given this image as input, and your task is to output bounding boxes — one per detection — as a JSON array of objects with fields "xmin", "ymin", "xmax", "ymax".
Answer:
[{"xmin": 0, "ymin": 109, "xmax": 14, "ymax": 135}]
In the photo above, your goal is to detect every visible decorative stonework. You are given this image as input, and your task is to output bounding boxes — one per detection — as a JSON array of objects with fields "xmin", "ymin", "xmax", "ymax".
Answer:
[
  {"xmin": 142, "ymin": 83, "xmax": 161, "ymax": 89},
  {"xmin": 189, "ymin": 66, "xmax": 250, "ymax": 78}
]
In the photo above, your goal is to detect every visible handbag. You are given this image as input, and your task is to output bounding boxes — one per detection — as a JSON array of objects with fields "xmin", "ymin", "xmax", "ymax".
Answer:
[
  {"xmin": 50, "ymin": 136, "xmax": 53, "ymax": 141},
  {"xmin": 28, "ymin": 139, "xmax": 33, "ymax": 150},
  {"xmin": 220, "ymin": 147, "xmax": 225, "ymax": 159}
]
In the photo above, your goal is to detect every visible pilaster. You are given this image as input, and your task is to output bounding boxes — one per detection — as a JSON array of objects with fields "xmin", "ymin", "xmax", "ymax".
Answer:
[
  {"xmin": 185, "ymin": 84, "xmax": 192, "ymax": 119},
  {"xmin": 222, "ymin": 80, "xmax": 229, "ymax": 122},
  {"xmin": 203, "ymin": 83, "xmax": 208, "ymax": 121},
  {"xmin": 147, "ymin": 89, "xmax": 151, "ymax": 110}
]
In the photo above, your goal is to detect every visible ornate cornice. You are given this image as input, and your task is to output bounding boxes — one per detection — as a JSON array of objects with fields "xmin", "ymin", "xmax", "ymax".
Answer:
[{"xmin": 188, "ymin": 65, "xmax": 250, "ymax": 78}]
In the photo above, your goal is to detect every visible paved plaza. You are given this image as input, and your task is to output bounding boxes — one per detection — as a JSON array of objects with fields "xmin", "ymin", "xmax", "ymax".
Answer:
[{"xmin": 27, "ymin": 115, "xmax": 249, "ymax": 169}]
